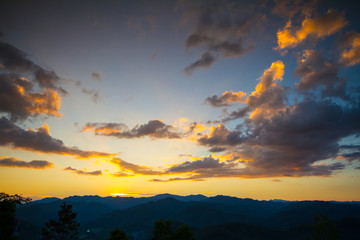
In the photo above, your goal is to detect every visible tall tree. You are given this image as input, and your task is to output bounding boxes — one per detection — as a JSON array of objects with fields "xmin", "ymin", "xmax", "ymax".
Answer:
[
  {"xmin": 108, "ymin": 228, "xmax": 128, "ymax": 240},
  {"xmin": 0, "ymin": 192, "xmax": 31, "ymax": 240},
  {"xmin": 42, "ymin": 202, "xmax": 80, "ymax": 240}
]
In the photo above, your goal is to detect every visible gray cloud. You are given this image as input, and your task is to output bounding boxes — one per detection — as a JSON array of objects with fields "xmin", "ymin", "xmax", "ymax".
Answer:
[
  {"xmin": 184, "ymin": 52, "xmax": 216, "ymax": 76},
  {"xmin": 182, "ymin": 0, "xmax": 255, "ymax": 73},
  {"xmin": 91, "ymin": 72, "xmax": 102, "ymax": 81},
  {"xmin": 0, "ymin": 117, "xmax": 115, "ymax": 159},
  {"xmin": 204, "ymin": 91, "xmax": 246, "ymax": 107},
  {"xmin": 0, "ymin": 74, "xmax": 62, "ymax": 121},
  {"xmin": 110, "ymin": 158, "xmax": 162, "ymax": 175},
  {"xmin": 271, "ymin": 0, "xmax": 317, "ymax": 18},
  {"xmin": 294, "ymin": 50, "xmax": 347, "ymax": 99},
  {"xmin": 82, "ymin": 88, "xmax": 100, "ymax": 103},
  {"xmin": 64, "ymin": 167, "xmax": 102, "ymax": 176},
  {"xmin": 0, "ymin": 40, "xmax": 66, "ymax": 93},
  {"xmin": 82, "ymin": 120, "xmax": 182, "ymax": 139},
  {"xmin": 341, "ymin": 152, "xmax": 360, "ymax": 162},
  {"xmin": 198, "ymin": 124, "xmax": 243, "ymax": 146},
  {"xmin": 151, "ymin": 156, "xmax": 346, "ymax": 182},
  {"xmin": 221, "ymin": 107, "xmax": 249, "ymax": 122},
  {"xmin": 193, "ymin": 59, "xmax": 360, "ymax": 179},
  {"xmin": 208, "ymin": 146, "xmax": 226, "ymax": 152},
  {"xmin": 338, "ymin": 31, "xmax": 360, "ymax": 67},
  {"xmin": 167, "ymin": 156, "xmax": 223, "ymax": 173},
  {"xmin": 0, "ymin": 39, "xmax": 67, "ymax": 121},
  {"xmin": 0, "ymin": 156, "xmax": 54, "ymax": 169}
]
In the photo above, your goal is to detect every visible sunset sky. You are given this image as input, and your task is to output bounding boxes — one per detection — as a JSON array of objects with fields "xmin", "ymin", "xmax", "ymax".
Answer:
[{"xmin": 1, "ymin": 0, "xmax": 360, "ymax": 201}]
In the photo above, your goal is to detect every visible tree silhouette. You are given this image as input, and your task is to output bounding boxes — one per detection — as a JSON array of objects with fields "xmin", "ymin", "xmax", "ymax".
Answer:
[
  {"xmin": 151, "ymin": 219, "xmax": 194, "ymax": 240},
  {"xmin": 311, "ymin": 215, "xmax": 341, "ymax": 240},
  {"xmin": 172, "ymin": 224, "xmax": 195, "ymax": 240},
  {"xmin": 151, "ymin": 219, "xmax": 172, "ymax": 240},
  {"xmin": 108, "ymin": 228, "xmax": 128, "ymax": 240},
  {"xmin": 0, "ymin": 192, "xmax": 31, "ymax": 240},
  {"xmin": 42, "ymin": 202, "xmax": 80, "ymax": 240}
]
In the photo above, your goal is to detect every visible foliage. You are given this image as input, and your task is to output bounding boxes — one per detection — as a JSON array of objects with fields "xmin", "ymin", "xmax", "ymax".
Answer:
[
  {"xmin": 108, "ymin": 228, "xmax": 129, "ymax": 240},
  {"xmin": 0, "ymin": 192, "xmax": 31, "ymax": 240},
  {"xmin": 42, "ymin": 202, "xmax": 80, "ymax": 240},
  {"xmin": 172, "ymin": 224, "xmax": 194, "ymax": 240},
  {"xmin": 151, "ymin": 219, "xmax": 195, "ymax": 240},
  {"xmin": 311, "ymin": 215, "xmax": 341, "ymax": 240}
]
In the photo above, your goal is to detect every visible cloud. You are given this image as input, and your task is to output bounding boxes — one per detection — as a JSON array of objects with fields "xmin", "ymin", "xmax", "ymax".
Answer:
[
  {"xmin": 221, "ymin": 107, "xmax": 249, "ymax": 122},
  {"xmin": 338, "ymin": 31, "xmax": 360, "ymax": 67},
  {"xmin": 0, "ymin": 117, "xmax": 116, "ymax": 159},
  {"xmin": 64, "ymin": 167, "xmax": 102, "ymax": 176},
  {"xmin": 81, "ymin": 88, "xmax": 100, "ymax": 103},
  {"xmin": 271, "ymin": 0, "xmax": 317, "ymax": 18},
  {"xmin": 181, "ymin": 0, "xmax": 255, "ymax": 73},
  {"xmin": 0, "ymin": 156, "xmax": 54, "ymax": 169},
  {"xmin": 110, "ymin": 172, "xmax": 135, "ymax": 178},
  {"xmin": 82, "ymin": 120, "xmax": 182, "ymax": 139},
  {"xmin": 197, "ymin": 124, "xmax": 243, "ymax": 146},
  {"xmin": 192, "ymin": 60, "xmax": 360, "ymax": 179},
  {"xmin": 91, "ymin": 72, "xmax": 102, "ymax": 81},
  {"xmin": 167, "ymin": 156, "xmax": 227, "ymax": 173},
  {"xmin": 341, "ymin": 152, "xmax": 360, "ymax": 162},
  {"xmin": 205, "ymin": 91, "xmax": 246, "ymax": 107},
  {"xmin": 208, "ymin": 146, "xmax": 226, "ymax": 153},
  {"xmin": 184, "ymin": 52, "xmax": 216, "ymax": 76},
  {"xmin": 0, "ymin": 40, "xmax": 66, "ymax": 93},
  {"xmin": 110, "ymin": 158, "xmax": 162, "ymax": 175},
  {"xmin": 294, "ymin": 50, "xmax": 347, "ymax": 99},
  {"xmin": 0, "ymin": 75, "xmax": 62, "ymax": 120},
  {"xmin": 0, "ymin": 39, "xmax": 66, "ymax": 121},
  {"xmin": 151, "ymin": 155, "xmax": 346, "ymax": 182},
  {"xmin": 276, "ymin": 10, "xmax": 346, "ymax": 50}
]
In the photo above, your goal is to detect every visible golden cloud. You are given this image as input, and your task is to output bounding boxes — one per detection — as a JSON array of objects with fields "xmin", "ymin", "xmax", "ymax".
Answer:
[{"xmin": 277, "ymin": 10, "xmax": 346, "ymax": 49}]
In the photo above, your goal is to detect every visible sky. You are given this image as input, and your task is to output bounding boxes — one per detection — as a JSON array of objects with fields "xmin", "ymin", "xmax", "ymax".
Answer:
[{"xmin": 1, "ymin": 0, "xmax": 360, "ymax": 201}]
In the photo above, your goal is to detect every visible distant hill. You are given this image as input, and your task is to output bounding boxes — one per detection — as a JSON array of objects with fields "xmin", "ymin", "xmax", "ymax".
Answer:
[{"xmin": 16, "ymin": 194, "xmax": 360, "ymax": 240}]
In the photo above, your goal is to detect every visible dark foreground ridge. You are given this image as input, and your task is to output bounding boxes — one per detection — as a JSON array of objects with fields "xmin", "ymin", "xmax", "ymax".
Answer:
[{"xmin": 16, "ymin": 194, "xmax": 360, "ymax": 240}]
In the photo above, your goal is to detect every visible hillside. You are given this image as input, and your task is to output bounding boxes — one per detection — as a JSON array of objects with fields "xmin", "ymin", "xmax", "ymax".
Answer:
[{"xmin": 16, "ymin": 194, "xmax": 360, "ymax": 240}]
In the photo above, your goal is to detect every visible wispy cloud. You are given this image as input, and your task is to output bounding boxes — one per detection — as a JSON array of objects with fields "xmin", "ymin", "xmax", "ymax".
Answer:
[
  {"xmin": 64, "ymin": 167, "xmax": 102, "ymax": 176},
  {"xmin": 82, "ymin": 120, "xmax": 183, "ymax": 139}
]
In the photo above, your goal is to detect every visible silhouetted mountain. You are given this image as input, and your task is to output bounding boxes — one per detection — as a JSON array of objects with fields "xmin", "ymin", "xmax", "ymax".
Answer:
[
  {"xmin": 266, "ymin": 201, "xmax": 360, "ymax": 230},
  {"xmin": 15, "ymin": 194, "xmax": 360, "ymax": 240}
]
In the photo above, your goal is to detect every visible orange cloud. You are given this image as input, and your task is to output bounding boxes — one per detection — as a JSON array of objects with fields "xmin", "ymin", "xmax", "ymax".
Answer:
[
  {"xmin": 277, "ymin": 10, "xmax": 346, "ymax": 49},
  {"xmin": 27, "ymin": 89, "xmax": 62, "ymax": 117},
  {"xmin": 251, "ymin": 60, "xmax": 284, "ymax": 95},
  {"xmin": 339, "ymin": 31, "xmax": 360, "ymax": 66}
]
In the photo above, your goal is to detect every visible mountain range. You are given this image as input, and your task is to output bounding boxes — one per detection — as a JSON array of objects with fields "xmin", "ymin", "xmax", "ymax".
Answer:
[{"xmin": 16, "ymin": 194, "xmax": 360, "ymax": 240}]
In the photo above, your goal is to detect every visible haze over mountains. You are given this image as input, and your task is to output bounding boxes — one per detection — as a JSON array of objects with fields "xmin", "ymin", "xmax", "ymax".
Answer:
[{"xmin": 16, "ymin": 194, "xmax": 360, "ymax": 240}]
